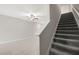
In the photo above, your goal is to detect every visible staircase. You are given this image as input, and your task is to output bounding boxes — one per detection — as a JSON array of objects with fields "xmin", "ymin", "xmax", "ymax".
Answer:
[{"xmin": 49, "ymin": 12, "xmax": 79, "ymax": 55}]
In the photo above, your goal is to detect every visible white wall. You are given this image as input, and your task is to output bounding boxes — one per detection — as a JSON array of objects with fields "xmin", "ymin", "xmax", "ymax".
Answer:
[
  {"xmin": 0, "ymin": 4, "xmax": 50, "ymax": 55},
  {"xmin": 0, "ymin": 15, "xmax": 36, "ymax": 43},
  {"xmin": 58, "ymin": 4, "xmax": 72, "ymax": 14},
  {"xmin": 0, "ymin": 4, "xmax": 49, "ymax": 22},
  {"xmin": 0, "ymin": 15, "xmax": 40, "ymax": 55},
  {"xmin": 0, "ymin": 4, "xmax": 50, "ymax": 35},
  {"xmin": 72, "ymin": 4, "xmax": 79, "ymax": 11}
]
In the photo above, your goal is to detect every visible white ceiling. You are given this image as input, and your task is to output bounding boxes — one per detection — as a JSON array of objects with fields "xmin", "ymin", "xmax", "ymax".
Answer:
[{"xmin": 0, "ymin": 4, "xmax": 49, "ymax": 21}]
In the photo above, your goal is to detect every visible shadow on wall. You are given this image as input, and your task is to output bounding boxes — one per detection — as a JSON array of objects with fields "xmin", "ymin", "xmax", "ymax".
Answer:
[{"xmin": 40, "ymin": 4, "xmax": 61, "ymax": 55}]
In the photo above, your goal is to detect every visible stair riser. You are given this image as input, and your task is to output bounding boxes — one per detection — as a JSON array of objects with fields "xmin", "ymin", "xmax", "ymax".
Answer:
[
  {"xmin": 55, "ymin": 34, "xmax": 79, "ymax": 39},
  {"xmin": 58, "ymin": 25, "xmax": 77, "ymax": 27},
  {"xmin": 52, "ymin": 44, "xmax": 79, "ymax": 55},
  {"xmin": 59, "ymin": 22, "xmax": 75, "ymax": 24},
  {"xmin": 57, "ymin": 28, "xmax": 78, "ymax": 30},
  {"xmin": 56, "ymin": 31, "xmax": 79, "ymax": 34},
  {"xmin": 54, "ymin": 39, "xmax": 79, "ymax": 47}
]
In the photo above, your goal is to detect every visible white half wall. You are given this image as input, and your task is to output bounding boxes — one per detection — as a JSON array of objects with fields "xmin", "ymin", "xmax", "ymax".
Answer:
[
  {"xmin": 40, "ymin": 4, "xmax": 61, "ymax": 55},
  {"xmin": 72, "ymin": 4, "xmax": 79, "ymax": 27}
]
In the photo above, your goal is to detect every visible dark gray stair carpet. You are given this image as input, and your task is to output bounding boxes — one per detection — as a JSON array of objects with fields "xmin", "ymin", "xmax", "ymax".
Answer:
[{"xmin": 49, "ymin": 12, "xmax": 79, "ymax": 55}]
